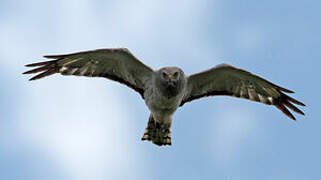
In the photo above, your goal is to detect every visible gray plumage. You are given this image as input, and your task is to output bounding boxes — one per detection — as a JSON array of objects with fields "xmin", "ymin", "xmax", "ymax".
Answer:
[{"xmin": 23, "ymin": 48, "xmax": 305, "ymax": 146}]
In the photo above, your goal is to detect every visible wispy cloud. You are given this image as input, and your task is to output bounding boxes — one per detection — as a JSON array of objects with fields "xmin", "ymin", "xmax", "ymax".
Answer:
[{"xmin": 17, "ymin": 78, "xmax": 145, "ymax": 180}]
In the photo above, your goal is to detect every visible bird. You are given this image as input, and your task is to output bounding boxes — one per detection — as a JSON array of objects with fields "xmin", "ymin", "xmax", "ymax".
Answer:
[{"xmin": 23, "ymin": 48, "xmax": 305, "ymax": 146}]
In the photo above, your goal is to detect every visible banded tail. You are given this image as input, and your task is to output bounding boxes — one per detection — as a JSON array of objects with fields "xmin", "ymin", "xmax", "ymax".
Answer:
[{"xmin": 141, "ymin": 115, "xmax": 172, "ymax": 146}]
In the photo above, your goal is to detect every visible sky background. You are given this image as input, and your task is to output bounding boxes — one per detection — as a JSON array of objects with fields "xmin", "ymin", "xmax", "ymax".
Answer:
[{"xmin": 0, "ymin": 0, "xmax": 320, "ymax": 179}]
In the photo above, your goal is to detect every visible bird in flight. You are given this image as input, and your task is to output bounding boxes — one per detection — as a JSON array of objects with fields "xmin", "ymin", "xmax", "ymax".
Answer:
[{"xmin": 23, "ymin": 48, "xmax": 305, "ymax": 146}]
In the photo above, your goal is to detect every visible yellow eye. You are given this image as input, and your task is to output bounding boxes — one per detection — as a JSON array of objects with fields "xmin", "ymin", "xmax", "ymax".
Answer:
[
  {"xmin": 173, "ymin": 72, "xmax": 179, "ymax": 78},
  {"xmin": 162, "ymin": 72, "xmax": 167, "ymax": 78}
]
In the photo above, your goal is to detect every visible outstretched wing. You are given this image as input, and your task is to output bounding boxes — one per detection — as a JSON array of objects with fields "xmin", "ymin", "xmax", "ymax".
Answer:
[
  {"xmin": 181, "ymin": 64, "xmax": 305, "ymax": 120},
  {"xmin": 23, "ymin": 48, "xmax": 154, "ymax": 99}
]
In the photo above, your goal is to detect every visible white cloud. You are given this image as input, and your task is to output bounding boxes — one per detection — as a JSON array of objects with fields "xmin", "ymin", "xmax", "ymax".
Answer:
[{"xmin": 17, "ymin": 78, "xmax": 147, "ymax": 180}]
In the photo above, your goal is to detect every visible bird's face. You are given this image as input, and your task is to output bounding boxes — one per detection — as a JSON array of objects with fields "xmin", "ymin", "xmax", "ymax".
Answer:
[{"xmin": 156, "ymin": 67, "xmax": 186, "ymax": 97}]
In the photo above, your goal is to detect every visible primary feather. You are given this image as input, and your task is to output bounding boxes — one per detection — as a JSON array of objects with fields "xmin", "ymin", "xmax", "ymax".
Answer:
[
  {"xmin": 181, "ymin": 64, "xmax": 305, "ymax": 120},
  {"xmin": 23, "ymin": 48, "xmax": 153, "ymax": 98}
]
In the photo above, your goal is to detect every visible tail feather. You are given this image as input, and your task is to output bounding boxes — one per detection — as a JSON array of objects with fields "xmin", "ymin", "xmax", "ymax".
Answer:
[{"xmin": 141, "ymin": 115, "xmax": 172, "ymax": 146}]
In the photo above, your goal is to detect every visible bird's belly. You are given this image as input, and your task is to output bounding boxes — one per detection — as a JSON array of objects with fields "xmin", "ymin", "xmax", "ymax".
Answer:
[{"xmin": 144, "ymin": 88, "xmax": 183, "ymax": 118}]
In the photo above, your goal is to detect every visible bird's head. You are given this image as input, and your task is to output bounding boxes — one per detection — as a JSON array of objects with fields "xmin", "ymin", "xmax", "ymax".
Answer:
[{"xmin": 156, "ymin": 67, "xmax": 186, "ymax": 97}]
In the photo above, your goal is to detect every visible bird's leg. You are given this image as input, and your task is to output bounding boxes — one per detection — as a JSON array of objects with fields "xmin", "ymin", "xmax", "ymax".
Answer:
[
  {"xmin": 141, "ymin": 115, "xmax": 172, "ymax": 146},
  {"xmin": 161, "ymin": 123, "xmax": 171, "ymax": 145}
]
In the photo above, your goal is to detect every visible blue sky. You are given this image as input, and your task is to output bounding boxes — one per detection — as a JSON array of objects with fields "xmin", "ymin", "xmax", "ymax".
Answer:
[{"xmin": 0, "ymin": 0, "xmax": 320, "ymax": 179}]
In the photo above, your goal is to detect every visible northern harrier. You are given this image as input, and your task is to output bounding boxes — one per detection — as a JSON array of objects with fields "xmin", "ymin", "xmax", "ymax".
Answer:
[{"xmin": 23, "ymin": 48, "xmax": 305, "ymax": 146}]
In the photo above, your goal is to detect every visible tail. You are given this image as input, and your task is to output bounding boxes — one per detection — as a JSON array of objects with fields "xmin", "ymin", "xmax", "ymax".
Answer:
[{"xmin": 141, "ymin": 114, "xmax": 172, "ymax": 146}]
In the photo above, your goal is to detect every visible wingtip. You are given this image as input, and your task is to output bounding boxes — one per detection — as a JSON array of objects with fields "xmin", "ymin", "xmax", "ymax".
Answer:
[
  {"xmin": 25, "ymin": 63, "xmax": 37, "ymax": 67},
  {"xmin": 283, "ymin": 100, "xmax": 305, "ymax": 116},
  {"xmin": 285, "ymin": 89, "xmax": 295, "ymax": 93},
  {"xmin": 279, "ymin": 87, "xmax": 294, "ymax": 94},
  {"xmin": 22, "ymin": 70, "xmax": 35, "ymax": 74},
  {"xmin": 24, "ymin": 60, "xmax": 57, "ymax": 67},
  {"xmin": 29, "ymin": 76, "xmax": 42, "ymax": 81},
  {"xmin": 291, "ymin": 115, "xmax": 297, "ymax": 121},
  {"xmin": 43, "ymin": 55, "xmax": 64, "ymax": 59},
  {"xmin": 275, "ymin": 104, "xmax": 296, "ymax": 121},
  {"xmin": 43, "ymin": 55, "xmax": 53, "ymax": 58},
  {"xmin": 290, "ymin": 97, "xmax": 306, "ymax": 107},
  {"xmin": 290, "ymin": 116, "xmax": 296, "ymax": 121},
  {"xmin": 22, "ymin": 70, "xmax": 38, "ymax": 80}
]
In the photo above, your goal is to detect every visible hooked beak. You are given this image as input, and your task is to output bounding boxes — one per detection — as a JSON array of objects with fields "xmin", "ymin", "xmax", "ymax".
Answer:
[{"xmin": 167, "ymin": 74, "xmax": 176, "ymax": 87}]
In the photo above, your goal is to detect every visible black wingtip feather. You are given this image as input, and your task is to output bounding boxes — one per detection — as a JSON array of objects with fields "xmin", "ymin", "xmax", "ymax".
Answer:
[
  {"xmin": 280, "ymin": 88, "xmax": 294, "ymax": 93},
  {"xmin": 290, "ymin": 98, "xmax": 305, "ymax": 107},
  {"xmin": 283, "ymin": 94, "xmax": 305, "ymax": 106},
  {"xmin": 29, "ymin": 69, "xmax": 59, "ymax": 81},
  {"xmin": 25, "ymin": 60, "xmax": 57, "ymax": 67},
  {"xmin": 23, "ymin": 65, "xmax": 51, "ymax": 74},
  {"xmin": 43, "ymin": 54, "xmax": 67, "ymax": 59},
  {"xmin": 283, "ymin": 101, "xmax": 305, "ymax": 116},
  {"xmin": 273, "ymin": 92, "xmax": 305, "ymax": 120},
  {"xmin": 273, "ymin": 84, "xmax": 294, "ymax": 93},
  {"xmin": 24, "ymin": 60, "xmax": 59, "ymax": 80},
  {"xmin": 275, "ymin": 104, "xmax": 296, "ymax": 120}
]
